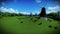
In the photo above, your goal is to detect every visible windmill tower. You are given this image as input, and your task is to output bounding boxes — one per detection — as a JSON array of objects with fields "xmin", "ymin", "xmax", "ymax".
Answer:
[
  {"xmin": 39, "ymin": 7, "xmax": 47, "ymax": 20},
  {"xmin": 39, "ymin": 7, "xmax": 46, "ymax": 17}
]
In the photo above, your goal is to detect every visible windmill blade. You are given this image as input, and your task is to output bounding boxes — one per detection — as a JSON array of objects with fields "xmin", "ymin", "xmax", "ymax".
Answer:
[
  {"xmin": 35, "ymin": 0, "xmax": 42, "ymax": 8},
  {"xmin": 43, "ymin": 0, "xmax": 48, "ymax": 7},
  {"xmin": 37, "ymin": 4, "xmax": 43, "ymax": 9},
  {"xmin": 37, "ymin": 0, "xmax": 49, "ymax": 8}
]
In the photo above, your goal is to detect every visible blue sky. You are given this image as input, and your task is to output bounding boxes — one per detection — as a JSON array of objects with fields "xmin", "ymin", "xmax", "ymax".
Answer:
[{"xmin": 0, "ymin": 0, "xmax": 60, "ymax": 15}]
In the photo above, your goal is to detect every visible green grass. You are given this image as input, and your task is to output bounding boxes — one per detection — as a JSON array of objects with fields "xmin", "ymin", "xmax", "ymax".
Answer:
[{"xmin": 0, "ymin": 16, "xmax": 60, "ymax": 34}]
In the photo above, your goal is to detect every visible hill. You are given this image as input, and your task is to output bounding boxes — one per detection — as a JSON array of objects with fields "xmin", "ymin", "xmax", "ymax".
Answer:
[{"xmin": 0, "ymin": 16, "xmax": 60, "ymax": 34}]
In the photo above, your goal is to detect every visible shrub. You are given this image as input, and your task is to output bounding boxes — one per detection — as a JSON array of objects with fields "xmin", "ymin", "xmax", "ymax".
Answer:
[
  {"xmin": 48, "ymin": 25, "xmax": 52, "ymax": 28},
  {"xmin": 0, "ymin": 11, "xmax": 4, "ymax": 18},
  {"xmin": 17, "ymin": 18, "xmax": 20, "ymax": 20},
  {"xmin": 33, "ymin": 20, "xmax": 37, "ymax": 22},
  {"xmin": 38, "ymin": 23, "xmax": 42, "ymax": 25},
  {"xmin": 0, "ymin": 15, "xmax": 3, "ymax": 18},
  {"xmin": 54, "ymin": 27, "xmax": 57, "ymax": 29},
  {"xmin": 20, "ymin": 21, "xmax": 23, "ymax": 23},
  {"xmin": 48, "ymin": 18, "xmax": 52, "ymax": 22},
  {"xmin": 30, "ymin": 18, "xmax": 33, "ymax": 20},
  {"xmin": 58, "ymin": 21, "xmax": 60, "ymax": 24}
]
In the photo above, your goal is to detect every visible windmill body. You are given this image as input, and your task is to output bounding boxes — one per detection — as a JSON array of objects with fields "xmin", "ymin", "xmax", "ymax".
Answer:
[{"xmin": 39, "ymin": 7, "xmax": 47, "ymax": 20}]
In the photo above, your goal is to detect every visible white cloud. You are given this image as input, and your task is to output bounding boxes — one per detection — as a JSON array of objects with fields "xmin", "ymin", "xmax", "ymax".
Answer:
[
  {"xmin": 0, "ymin": 6, "xmax": 31, "ymax": 14},
  {"xmin": 20, "ymin": 12, "xmax": 30, "ymax": 15},
  {"xmin": 48, "ymin": 5, "xmax": 60, "ymax": 10},
  {"xmin": 0, "ymin": 6, "xmax": 31, "ymax": 15},
  {"xmin": 0, "ymin": 6, "xmax": 19, "ymax": 14},
  {"xmin": 46, "ymin": 10, "xmax": 57, "ymax": 14},
  {"xmin": 32, "ymin": 10, "xmax": 40, "ymax": 15},
  {"xmin": 35, "ymin": 0, "xmax": 41, "ymax": 3},
  {"xmin": 47, "ymin": 5, "xmax": 60, "ymax": 14}
]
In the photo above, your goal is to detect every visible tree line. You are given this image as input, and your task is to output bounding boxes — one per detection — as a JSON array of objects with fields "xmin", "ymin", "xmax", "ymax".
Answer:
[
  {"xmin": 47, "ymin": 11, "xmax": 60, "ymax": 21},
  {"xmin": 0, "ymin": 11, "xmax": 60, "ymax": 21}
]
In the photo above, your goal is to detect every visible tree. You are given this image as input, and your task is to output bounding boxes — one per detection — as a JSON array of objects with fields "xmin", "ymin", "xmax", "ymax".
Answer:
[
  {"xmin": 3, "ymin": 12, "xmax": 11, "ymax": 16},
  {"xmin": 0, "ymin": 11, "xmax": 4, "ymax": 18},
  {"xmin": 30, "ymin": 12, "xmax": 32, "ymax": 16},
  {"xmin": 18, "ymin": 13, "xmax": 24, "ymax": 16},
  {"xmin": 35, "ymin": 13, "xmax": 37, "ymax": 16},
  {"xmin": 47, "ymin": 12, "xmax": 60, "ymax": 21}
]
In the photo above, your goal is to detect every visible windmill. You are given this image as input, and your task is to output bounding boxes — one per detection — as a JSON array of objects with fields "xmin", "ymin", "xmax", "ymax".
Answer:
[{"xmin": 36, "ymin": 0, "xmax": 48, "ymax": 20}]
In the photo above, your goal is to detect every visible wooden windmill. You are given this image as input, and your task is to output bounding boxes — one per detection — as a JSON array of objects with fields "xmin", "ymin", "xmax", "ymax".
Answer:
[
  {"xmin": 36, "ymin": 0, "xmax": 48, "ymax": 20},
  {"xmin": 39, "ymin": 7, "xmax": 47, "ymax": 20},
  {"xmin": 39, "ymin": 7, "xmax": 46, "ymax": 17}
]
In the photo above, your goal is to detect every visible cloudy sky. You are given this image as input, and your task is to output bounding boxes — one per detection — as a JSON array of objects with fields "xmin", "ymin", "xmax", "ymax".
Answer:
[{"xmin": 0, "ymin": 0, "xmax": 60, "ymax": 14}]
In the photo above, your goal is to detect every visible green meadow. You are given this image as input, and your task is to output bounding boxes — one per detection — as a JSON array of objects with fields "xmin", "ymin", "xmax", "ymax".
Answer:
[{"xmin": 0, "ymin": 16, "xmax": 60, "ymax": 34}]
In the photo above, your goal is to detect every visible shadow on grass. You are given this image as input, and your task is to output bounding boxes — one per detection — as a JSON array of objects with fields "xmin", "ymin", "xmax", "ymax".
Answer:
[
  {"xmin": 0, "ymin": 27, "xmax": 16, "ymax": 34},
  {"xmin": 53, "ymin": 26, "xmax": 60, "ymax": 34},
  {"xmin": 0, "ymin": 27, "xmax": 9, "ymax": 34}
]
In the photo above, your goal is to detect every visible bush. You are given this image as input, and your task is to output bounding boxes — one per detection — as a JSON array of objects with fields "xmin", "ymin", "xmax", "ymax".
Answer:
[
  {"xmin": 33, "ymin": 20, "xmax": 37, "ymax": 22},
  {"xmin": 20, "ymin": 21, "xmax": 23, "ymax": 23},
  {"xmin": 54, "ymin": 27, "xmax": 57, "ymax": 29},
  {"xmin": 48, "ymin": 18, "xmax": 52, "ymax": 22},
  {"xmin": 0, "ymin": 11, "xmax": 4, "ymax": 18},
  {"xmin": 30, "ymin": 17, "xmax": 33, "ymax": 20},
  {"xmin": 48, "ymin": 25, "xmax": 52, "ymax": 28},
  {"xmin": 0, "ymin": 15, "xmax": 3, "ymax": 18},
  {"xmin": 17, "ymin": 18, "xmax": 20, "ymax": 20},
  {"xmin": 38, "ymin": 23, "xmax": 42, "ymax": 25}
]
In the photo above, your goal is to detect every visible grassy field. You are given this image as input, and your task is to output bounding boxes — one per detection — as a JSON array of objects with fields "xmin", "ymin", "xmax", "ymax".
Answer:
[{"xmin": 0, "ymin": 16, "xmax": 60, "ymax": 34}]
